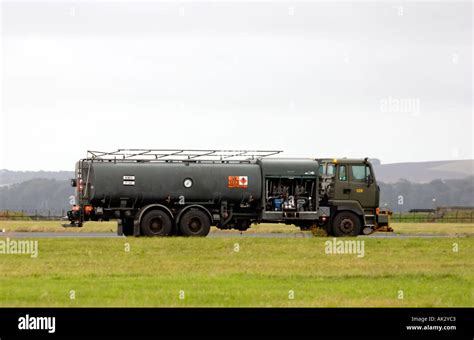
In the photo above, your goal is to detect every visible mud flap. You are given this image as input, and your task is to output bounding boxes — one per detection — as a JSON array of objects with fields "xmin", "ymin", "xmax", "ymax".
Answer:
[{"xmin": 133, "ymin": 219, "xmax": 140, "ymax": 237}]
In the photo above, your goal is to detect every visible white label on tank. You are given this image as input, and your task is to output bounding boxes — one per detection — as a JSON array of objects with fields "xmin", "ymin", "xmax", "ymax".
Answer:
[
  {"xmin": 123, "ymin": 180, "xmax": 135, "ymax": 186},
  {"xmin": 123, "ymin": 175, "xmax": 135, "ymax": 180}
]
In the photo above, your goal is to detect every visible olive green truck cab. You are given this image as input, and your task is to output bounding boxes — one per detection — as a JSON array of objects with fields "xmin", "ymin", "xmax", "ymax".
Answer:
[{"xmin": 318, "ymin": 158, "xmax": 391, "ymax": 235}]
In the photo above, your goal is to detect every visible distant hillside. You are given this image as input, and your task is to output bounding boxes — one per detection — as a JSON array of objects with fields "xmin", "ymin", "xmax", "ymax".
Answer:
[
  {"xmin": 373, "ymin": 160, "xmax": 473, "ymax": 183},
  {"xmin": 0, "ymin": 169, "xmax": 74, "ymax": 186},
  {"xmin": 0, "ymin": 179, "xmax": 73, "ymax": 215}
]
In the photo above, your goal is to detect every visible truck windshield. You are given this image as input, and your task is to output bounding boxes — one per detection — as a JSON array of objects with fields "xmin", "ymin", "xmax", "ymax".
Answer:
[{"xmin": 351, "ymin": 165, "xmax": 371, "ymax": 181}]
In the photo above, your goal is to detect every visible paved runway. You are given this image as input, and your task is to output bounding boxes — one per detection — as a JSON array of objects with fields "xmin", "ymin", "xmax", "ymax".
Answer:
[{"xmin": 0, "ymin": 231, "xmax": 467, "ymax": 238}]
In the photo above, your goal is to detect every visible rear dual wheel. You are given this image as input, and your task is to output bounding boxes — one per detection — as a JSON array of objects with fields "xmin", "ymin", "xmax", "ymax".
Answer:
[
  {"xmin": 140, "ymin": 210, "xmax": 173, "ymax": 236},
  {"xmin": 140, "ymin": 208, "xmax": 211, "ymax": 237},
  {"xmin": 179, "ymin": 209, "xmax": 211, "ymax": 237}
]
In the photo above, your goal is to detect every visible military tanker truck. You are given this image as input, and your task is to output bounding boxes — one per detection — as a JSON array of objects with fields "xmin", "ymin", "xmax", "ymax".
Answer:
[{"xmin": 65, "ymin": 149, "xmax": 390, "ymax": 237}]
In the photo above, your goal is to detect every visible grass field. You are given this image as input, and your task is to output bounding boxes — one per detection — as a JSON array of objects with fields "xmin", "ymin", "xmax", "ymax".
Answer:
[
  {"xmin": 1, "ymin": 220, "xmax": 474, "ymax": 235},
  {"xmin": 0, "ymin": 236, "xmax": 472, "ymax": 307},
  {"xmin": 392, "ymin": 223, "xmax": 474, "ymax": 235},
  {"xmin": 0, "ymin": 220, "xmax": 117, "ymax": 233}
]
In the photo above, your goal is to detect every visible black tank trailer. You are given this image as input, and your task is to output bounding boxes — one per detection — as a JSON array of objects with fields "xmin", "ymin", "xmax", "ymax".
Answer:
[
  {"xmin": 66, "ymin": 149, "xmax": 321, "ymax": 236},
  {"xmin": 66, "ymin": 149, "xmax": 390, "ymax": 236},
  {"xmin": 85, "ymin": 162, "xmax": 263, "ymax": 207}
]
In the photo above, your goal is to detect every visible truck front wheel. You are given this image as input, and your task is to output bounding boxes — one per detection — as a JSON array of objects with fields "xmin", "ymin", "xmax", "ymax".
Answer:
[
  {"xmin": 332, "ymin": 211, "xmax": 361, "ymax": 237},
  {"xmin": 141, "ymin": 210, "xmax": 173, "ymax": 236},
  {"xmin": 179, "ymin": 210, "xmax": 211, "ymax": 237}
]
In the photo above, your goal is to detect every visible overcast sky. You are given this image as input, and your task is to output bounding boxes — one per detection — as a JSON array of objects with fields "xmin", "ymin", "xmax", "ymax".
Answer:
[{"xmin": 0, "ymin": 1, "xmax": 472, "ymax": 171}]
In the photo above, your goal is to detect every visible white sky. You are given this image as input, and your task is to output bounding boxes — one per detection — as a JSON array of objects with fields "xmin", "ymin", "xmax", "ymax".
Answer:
[{"xmin": 0, "ymin": 1, "xmax": 472, "ymax": 171}]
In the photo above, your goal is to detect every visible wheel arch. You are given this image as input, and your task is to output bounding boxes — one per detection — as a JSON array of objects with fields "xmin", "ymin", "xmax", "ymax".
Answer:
[
  {"xmin": 332, "ymin": 202, "xmax": 365, "ymax": 225},
  {"xmin": 334, "ymin": 208, "xmax": 364, "ymax": 227},
  {"xmin": 135, "ymin": 204, "xmax": 175, "ymax": 229}
]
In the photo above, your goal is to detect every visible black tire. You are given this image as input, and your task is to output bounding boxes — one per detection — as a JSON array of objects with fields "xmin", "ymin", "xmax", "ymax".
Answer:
[
  {"xmin": 332, "ymin": 211, "xmax": 362, "ymax": 237},
  {"xmin": 179, "ymin": 209, "xmax": 211, "ymax": 237},
  {"xmin": 122, "ymin": 219, "xmax": 135, "ymax": 236},
  {"xmin": 140, "ymin": 210, "xmax": 173, "ymax": 236}
]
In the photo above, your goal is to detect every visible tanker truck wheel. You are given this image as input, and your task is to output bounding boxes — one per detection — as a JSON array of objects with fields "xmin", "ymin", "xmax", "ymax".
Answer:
[
  {"xmin": 332, "ymin": 211, "xmax": 361, "ymax": 237},
  {"xmin": 179, "ymin": 210, "xmax": 211, "ymax": 237},
  {"xmin": 141, "ymin": 210, "xmax": 173, "ymax": 236}
]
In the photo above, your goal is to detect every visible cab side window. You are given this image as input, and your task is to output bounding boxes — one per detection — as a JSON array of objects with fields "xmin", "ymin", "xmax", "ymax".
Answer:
[
  {"xmin": 338, "ymin": 165, "xmax": 347, "ymax": 181},
  {"xmin": 351, "ymin": 165, "xmax": 368, "ymax": 182},
  {"xmin": 319, "ymin": 163, "xmax": 336, "ymax": 176},
  {"xmin": 326, "ymin": 164, "xmax": 335, "ymax": 176}
]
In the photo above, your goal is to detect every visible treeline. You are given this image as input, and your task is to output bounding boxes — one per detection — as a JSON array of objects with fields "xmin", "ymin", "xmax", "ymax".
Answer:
[
  {"xmin": 0, "ymin": 179, "xmax": 73, "ymax": 215},
  {"xmin": 0, "ymin": 177, "xmax": 472, "ymax": 214},
  {"xmin": 379, "ymin": 177, "xmax": 474, "ymax": 212}
]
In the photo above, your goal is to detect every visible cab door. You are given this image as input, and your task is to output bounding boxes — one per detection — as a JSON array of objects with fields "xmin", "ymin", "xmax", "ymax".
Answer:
[
  {"xmin": 333, "ymin": 164, "xmax": 350, "ymax": 200},
  {"xmin": 348, "ymin": 164, "xmax": 377, "ymax": 208}
]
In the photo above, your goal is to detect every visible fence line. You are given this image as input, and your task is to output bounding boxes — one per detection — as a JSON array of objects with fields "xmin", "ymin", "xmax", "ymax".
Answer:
[
  {"xmin": 390, "ymin": 211, "xmax": 474, "ymax": 223},
  {"xmin": 0, "ymin": 210, "xmax": 66, "ymax": 221}
]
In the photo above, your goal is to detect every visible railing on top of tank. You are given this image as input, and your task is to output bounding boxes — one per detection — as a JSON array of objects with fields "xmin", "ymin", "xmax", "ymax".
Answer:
[{"xmin": 86, "ymin": 149, "xmax": 283, "ymax": 162}]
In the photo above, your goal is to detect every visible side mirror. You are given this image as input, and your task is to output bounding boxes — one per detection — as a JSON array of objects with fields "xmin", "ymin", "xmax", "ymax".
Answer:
[
  {"xmin": 367, "ymin": 174, "xmax": 374, "ymax": 186},
  {"xmin": 70, "ymin": 179, "xmax": 77, "ymax": 187}
]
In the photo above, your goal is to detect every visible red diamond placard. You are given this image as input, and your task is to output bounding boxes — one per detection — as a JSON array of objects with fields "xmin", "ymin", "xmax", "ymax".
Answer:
[{"xmin": 228, "ymin": 176, "xmax": 248, "ymax": 188}]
